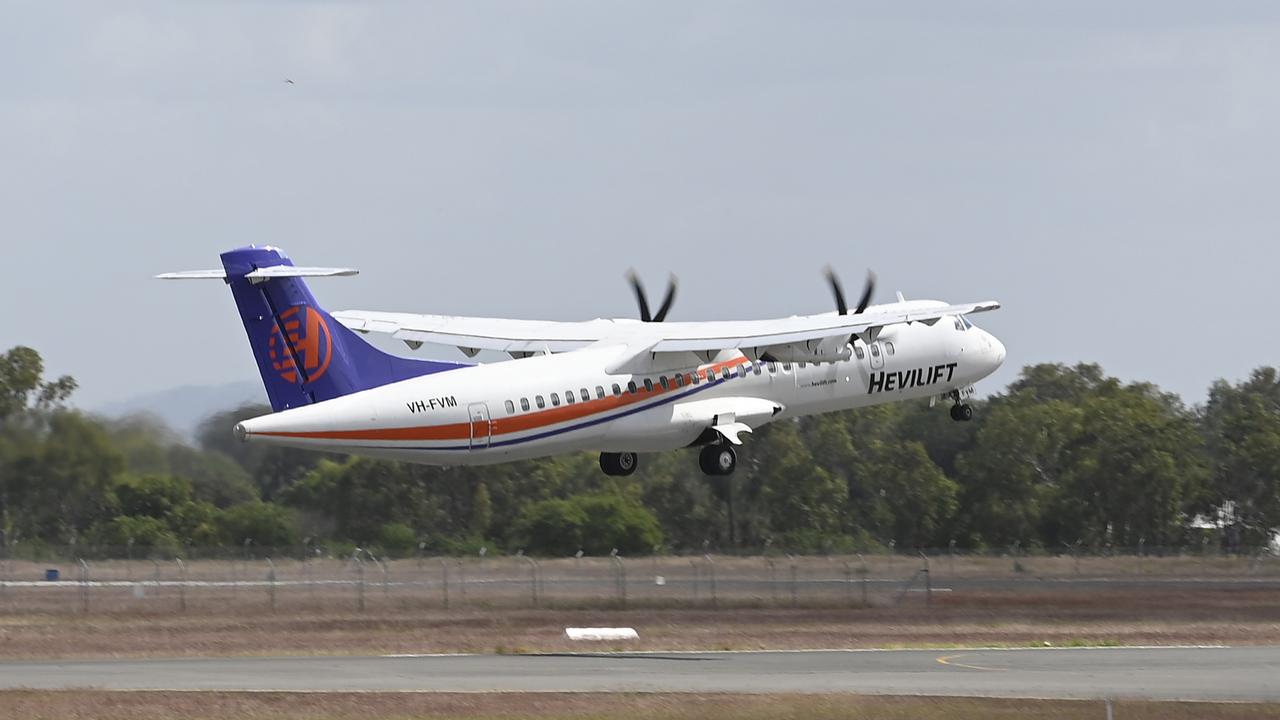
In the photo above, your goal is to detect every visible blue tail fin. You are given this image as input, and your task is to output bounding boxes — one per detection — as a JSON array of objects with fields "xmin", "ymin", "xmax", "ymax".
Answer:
[{"xmin": 220, "ymin": 246, "xmax": 466, "ymax": 411}]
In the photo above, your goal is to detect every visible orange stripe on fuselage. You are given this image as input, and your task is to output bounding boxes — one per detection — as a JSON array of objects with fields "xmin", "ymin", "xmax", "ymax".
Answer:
[{"xmin": 253, "ymin": 356, "xmax": 750, "ymax": 443}]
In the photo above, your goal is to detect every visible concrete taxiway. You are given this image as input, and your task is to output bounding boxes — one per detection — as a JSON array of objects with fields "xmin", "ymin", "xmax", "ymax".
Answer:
[{"xmin": 2, "ymin": 646, "xmax": 1278, "ymax": 701}]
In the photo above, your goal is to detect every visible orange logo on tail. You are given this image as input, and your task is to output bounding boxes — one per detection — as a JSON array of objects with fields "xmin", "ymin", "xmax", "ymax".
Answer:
[{"xmin": 267, "ymin": 306, "xmax": 333, "ymax": 383}]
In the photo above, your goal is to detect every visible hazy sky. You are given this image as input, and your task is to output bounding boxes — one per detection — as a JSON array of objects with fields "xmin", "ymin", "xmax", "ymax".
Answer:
[{"xmin": 3, "ymin": 2, "xmax": 1279, "ymax": 409}]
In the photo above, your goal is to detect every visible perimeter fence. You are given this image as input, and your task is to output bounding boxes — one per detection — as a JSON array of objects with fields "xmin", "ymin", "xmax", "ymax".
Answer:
[{"xmin": 1, "ymin": 545, "xmax": 1277, "ymax": 616}]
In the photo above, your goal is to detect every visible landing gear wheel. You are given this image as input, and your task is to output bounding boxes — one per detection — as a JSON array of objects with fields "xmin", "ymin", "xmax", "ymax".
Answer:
[
  {"xmin": 699, "ymin": 444, "xmax": 737, "ymax": 476},
  {"xmin": 599, "ymin": 451, "xmax": 638, "ymax": 476},
  {"xmin": 950, "ymin": 403, "xmax": 974, "ymax": 422}
]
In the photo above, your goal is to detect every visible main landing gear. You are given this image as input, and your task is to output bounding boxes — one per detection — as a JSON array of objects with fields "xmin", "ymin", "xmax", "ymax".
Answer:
[
  {"xmin": 699, "ymin": 443, "xmax": 737, "ymax": 476},
  {"xmin": 950, "ymin": 403, "xmax": 974, "ymax": 422},
  {"xmin": 599, "ymin": 451, "xmax": 638, "ymax": 476}
]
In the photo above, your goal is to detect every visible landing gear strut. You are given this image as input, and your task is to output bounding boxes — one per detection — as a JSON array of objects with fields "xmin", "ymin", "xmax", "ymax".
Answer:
[
  {"xmin": 699, "ymin": 444, "xmax": 737, "ymax": 476},
  {"xmin": 599, "ymin": 451, "xmax": 638, "ymax": 476}
]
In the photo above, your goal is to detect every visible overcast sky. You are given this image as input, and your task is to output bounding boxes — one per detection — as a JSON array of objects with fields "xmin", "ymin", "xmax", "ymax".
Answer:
[{"xmin": 3, "ymin": 2, "xmax": 1279, "ymax": 409}]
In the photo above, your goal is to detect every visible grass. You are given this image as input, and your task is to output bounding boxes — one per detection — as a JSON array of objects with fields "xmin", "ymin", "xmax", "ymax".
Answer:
[
  {"xmin": 0, "ymin": 692, "xmax": 1278, "ymax": 720},
  {"xmin": 1, "ymin": 587, "xmax": 1278, "ymax": 659}
]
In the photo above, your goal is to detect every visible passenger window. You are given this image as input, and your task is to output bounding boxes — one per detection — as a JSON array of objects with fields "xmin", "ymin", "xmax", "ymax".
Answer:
[
  {"xmin": 504, "ymin": 400, "xmax": 515, "ymax": 414},
  {"xmin": 644, "ymin": 378, "xmax": 654, "ymax": 392},
  {"xmin": 612, "ymin": 383, "xmax": 622, "ymax": 396},
  {"xmin": 870, "ymin": 344, "xmax": 881, "ymax": 357},
  {"xmin": 564, "ymin": 390, "xmax": 575, "ymax": 405},
  {"xmin": 885, "ymin": 342, "xmax": 895, "ymax": 356},
  {"xmin": 799, "ymin": 362, "xmax": 807, "ymax": 369},
  {"xmin": 595, "ymin": 386, "xmax": 605, "ymax": 399},
  {"xmin": 736, "ymin": 365, "xmax": 747, "ymax": 378},
  {"xmin": 535, "ymin": 395, "xmax": 545, "ymax": 409},
  {"xmin": 520, "ymin": 398, "xmax": 530, "ymax": 411},
  {"xmin": 782, "ymin": 363, "xmax": 792, "ymax": 372},
  {"xmin": 579, "ymin": 389, "xmax": 588, "ymax": 402},
  {"xmin": 721, "ymin": 368, "xmax": 731, "ymax": 380},
  {"xmin": 627, "ymin": 381, "xmax": 638, "ymax": 394},
  {"xmin": 660, "ymin": 376, "xmax": 669, "ymax": 390},
  {"xmin": 692, "ymin": 371, "xmax": 701, "ymax": 385},
  {"xmin": 675, "ymin": 374, "xmax": 685, "ymax": 387},
  {"xmin": 754, "ymin": 364, "xmax": 762, "ymax": 376},
  {"xmin": 768, "ymin": 362, "xmax": 778, "ymax": 374},
  {"xmin": 854, "ymin": 345, "xmax": 865, "ymax": 360}
]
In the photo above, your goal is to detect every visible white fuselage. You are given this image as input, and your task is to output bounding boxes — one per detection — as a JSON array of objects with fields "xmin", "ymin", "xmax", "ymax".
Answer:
[{"xmin": 238, "ymin": 303, "xmax": 1006, "ymax": 465}]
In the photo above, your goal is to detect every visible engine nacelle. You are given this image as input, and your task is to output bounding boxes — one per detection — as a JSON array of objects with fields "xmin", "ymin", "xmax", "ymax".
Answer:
[{"xmin": 750, "ymin": 336, "xmax": 852, "ymax": 364}]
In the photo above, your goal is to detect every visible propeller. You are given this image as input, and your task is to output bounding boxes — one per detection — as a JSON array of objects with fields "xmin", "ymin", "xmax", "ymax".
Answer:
[
  {"xmin": 626, "ymin": 270, "xmax": 678, "ymax": 322},
  {"xmin": 824, "ymin": 266, "xmax": 876, "ymax": 316},
  {"xmin": 824, "ymin": 266, "xmax": 876, "ymax": 350}
]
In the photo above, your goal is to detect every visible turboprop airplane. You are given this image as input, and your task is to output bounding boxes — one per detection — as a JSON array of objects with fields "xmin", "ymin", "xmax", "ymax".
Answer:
[{"xmin": 160, "ymin": 246, "xmax": 1004, "ymax": 476}]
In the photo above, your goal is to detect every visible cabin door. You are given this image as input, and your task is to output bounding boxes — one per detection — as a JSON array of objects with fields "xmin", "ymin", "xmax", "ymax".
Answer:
[{"xmin": 468, "ymin": 402, "xmax": 492, "ymax": 450}]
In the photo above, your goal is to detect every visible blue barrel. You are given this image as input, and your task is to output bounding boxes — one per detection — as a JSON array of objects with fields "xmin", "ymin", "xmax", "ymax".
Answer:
[{"xmin": 44, "ymin": 568, "xmax": 59, "ymax": 582}]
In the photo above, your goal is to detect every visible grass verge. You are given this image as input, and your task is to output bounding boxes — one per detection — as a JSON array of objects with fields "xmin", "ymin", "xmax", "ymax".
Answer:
[{"xmin": 0, "ymin": 692, "xmax": 1278, "ymax": 720}]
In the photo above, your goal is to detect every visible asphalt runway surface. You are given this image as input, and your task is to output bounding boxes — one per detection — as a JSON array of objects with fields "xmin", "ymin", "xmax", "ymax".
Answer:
[{"xmin": 3, "ymin": 646, "xmax": 1278, "ymax": 701}]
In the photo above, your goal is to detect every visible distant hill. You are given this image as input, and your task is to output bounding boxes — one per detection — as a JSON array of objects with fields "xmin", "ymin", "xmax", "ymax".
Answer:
[{"xmin": 92, "ymin": 380, "xmax": 265, "ymax": 440}]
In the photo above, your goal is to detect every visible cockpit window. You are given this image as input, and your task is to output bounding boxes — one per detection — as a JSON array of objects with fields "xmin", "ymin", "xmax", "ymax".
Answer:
[
  {"xmin": 962, "ymin": 315, "xmax": 975, "ymax": 330},
  {"xmin": 953, "ymin": 317, "xmax": 964, "ymax": 331}
]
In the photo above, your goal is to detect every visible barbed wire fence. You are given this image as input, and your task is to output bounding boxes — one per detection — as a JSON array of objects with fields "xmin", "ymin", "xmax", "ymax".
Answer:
[{"xmin": 0, "ymin": 544, "xmax": 1276, "ymax": 616}]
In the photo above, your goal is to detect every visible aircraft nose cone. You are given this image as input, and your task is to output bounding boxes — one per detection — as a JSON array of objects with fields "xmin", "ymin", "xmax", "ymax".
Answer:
[
  {"xmin": 988, "ymin": 333, "xmax": 1006, "ymax": 369},
  {"xmin": 233, "ymin": 422, "xmax": 248, "ymax": 442}
]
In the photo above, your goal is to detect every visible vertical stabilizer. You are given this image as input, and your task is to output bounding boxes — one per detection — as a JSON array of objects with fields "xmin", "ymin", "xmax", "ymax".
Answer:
[{"xmin": 217, "ymin": 246, "xmax": 466, "ymax": 411}]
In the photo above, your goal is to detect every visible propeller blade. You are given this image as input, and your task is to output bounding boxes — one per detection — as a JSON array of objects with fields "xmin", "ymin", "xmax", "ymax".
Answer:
[
  {"xmin": 824, "ymin": 266, "xmax": 848, "ymax": 316},
  {"xmin": 652, "ymin": 275, "xmax": 678, "ymax": 322},
  {"xmin": 626, "ymin": 270, "xmax": 652, "ymax": 322},
  {"xmin": 854, "ymin": 271, "xmax": 876, "ymax": 314}
]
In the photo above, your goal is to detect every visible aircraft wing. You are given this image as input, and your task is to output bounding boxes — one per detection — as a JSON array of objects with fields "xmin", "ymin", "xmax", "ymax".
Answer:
[{"xmin": 332, "ymin": 301, "xmax": 999, "ymax": 359}]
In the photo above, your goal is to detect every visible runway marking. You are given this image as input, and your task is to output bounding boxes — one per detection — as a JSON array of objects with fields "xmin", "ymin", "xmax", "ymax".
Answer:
[
  {"xmin": 936, "ymin": 653, "xmax": 1000, "ymax": 672},
  {"xmin": 379, "ymin": 644, "xmax": 1232, "ymax": 659}
]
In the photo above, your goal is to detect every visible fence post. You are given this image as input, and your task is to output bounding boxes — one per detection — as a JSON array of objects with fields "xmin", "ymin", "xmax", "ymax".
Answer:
[
  {"xmin": 843, "ymin": 560, "xmax": 853, "ymax": 607},
  {"xmin": 356, "ymin": 556, "xmax": 366, "ymax": 612},
  {"xmin": 857, "ymin": 553, "xmax": 868, "ymax": 607},
  {"xmin": 788, "ymin": 555, "xmax": 798, "ymax": 608},
  {"xmin": 373, "ymin": 554, "xmax": 389, "ymax": 600},
  {"xmin": 767, "ymin": 559, "xmax": 778, "ymax": 606},
  {"xmin": 266, "ymin": 558, "xmax": 277, "ymax": 612},
  {"xmin": 78, "ymin": 558, "xmax": 90, "ymax": 614},
  {"xmin": 176, "ymin": 558, "xmax": 187, "ymax": 611},
  {"xmin": 522, "ymin": 556, "xmax": 540, "ymax": 608},
  {"xmin": 440, "ymin": 559, "xmax": 450, "ymax": 609},
  {"xmin": 704, "ymin": 554, "xmax": 716, "ymax": 609},
  {"xmin": 611, "ymin": 552, "xmax": 626, "ymax": 609},
  {"xmin": 919, "ymin": 552, "xmax": 931, "ymax": 608},
  {"xmin": 690, "ymin": 559, "xmax": 700, "ymax": 604},
  {"xmin": 457, "ymin": 559, "xmax": 466, "ymax": 601}
]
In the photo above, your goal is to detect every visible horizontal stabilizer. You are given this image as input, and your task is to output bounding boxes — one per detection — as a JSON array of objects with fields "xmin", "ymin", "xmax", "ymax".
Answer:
[
  {"xmin": 245, "ymin": 266, "xmax": 358, "ymax": 280},
  {"xmin": 155, "ymin": 269, "xmax": 227, "ymax": 280},
  {"xmin": 156, "ymin": 267, "xmax": 358, "ymax": 282}
]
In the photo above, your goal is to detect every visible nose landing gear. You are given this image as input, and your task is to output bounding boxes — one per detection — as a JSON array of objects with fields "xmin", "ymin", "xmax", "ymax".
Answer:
[
  {"xmin": 699, "ymin": 443, "xmax": 737, "ymax": 476},
  {"xmin": 599, "ymin": 451, "xmax": 638, "ymax": 476}
]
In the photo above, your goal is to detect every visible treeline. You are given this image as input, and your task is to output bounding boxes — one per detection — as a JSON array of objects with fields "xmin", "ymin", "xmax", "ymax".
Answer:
[{"xmin": 1, "ymin": 345, "xmax": 1278, "ymax": 558}]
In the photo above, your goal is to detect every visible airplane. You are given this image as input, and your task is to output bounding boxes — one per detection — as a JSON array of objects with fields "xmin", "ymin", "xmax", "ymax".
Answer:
[{"xmin": 160, "ymin": 246, "xmax": 1004, "ymax": 476}]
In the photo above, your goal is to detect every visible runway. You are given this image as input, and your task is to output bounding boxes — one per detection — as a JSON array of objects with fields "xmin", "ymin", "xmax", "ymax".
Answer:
[{"xmin": 3, "ymin": 646, "xmax": 1278, "ymax": 701}]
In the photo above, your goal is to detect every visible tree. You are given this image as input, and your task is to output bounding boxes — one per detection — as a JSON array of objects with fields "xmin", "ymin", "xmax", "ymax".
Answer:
[
  {"xmin": 1049, "ymin": 384, "xmax": 1208, "ymax": 548},
  {"xmin": 216, "ymin": 502, "xmax": 300, "ymax": 548},
  {"xmin": 511, "ymin": 493, "xmax": 663, "ymax": 556},
  {"xmin": 0, "ymin": 346, "xmax": 76, "ymax": 421},
  {"xmin": 1202, "ymin": 368, "xmax": 1280, "ymax": 547}
]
